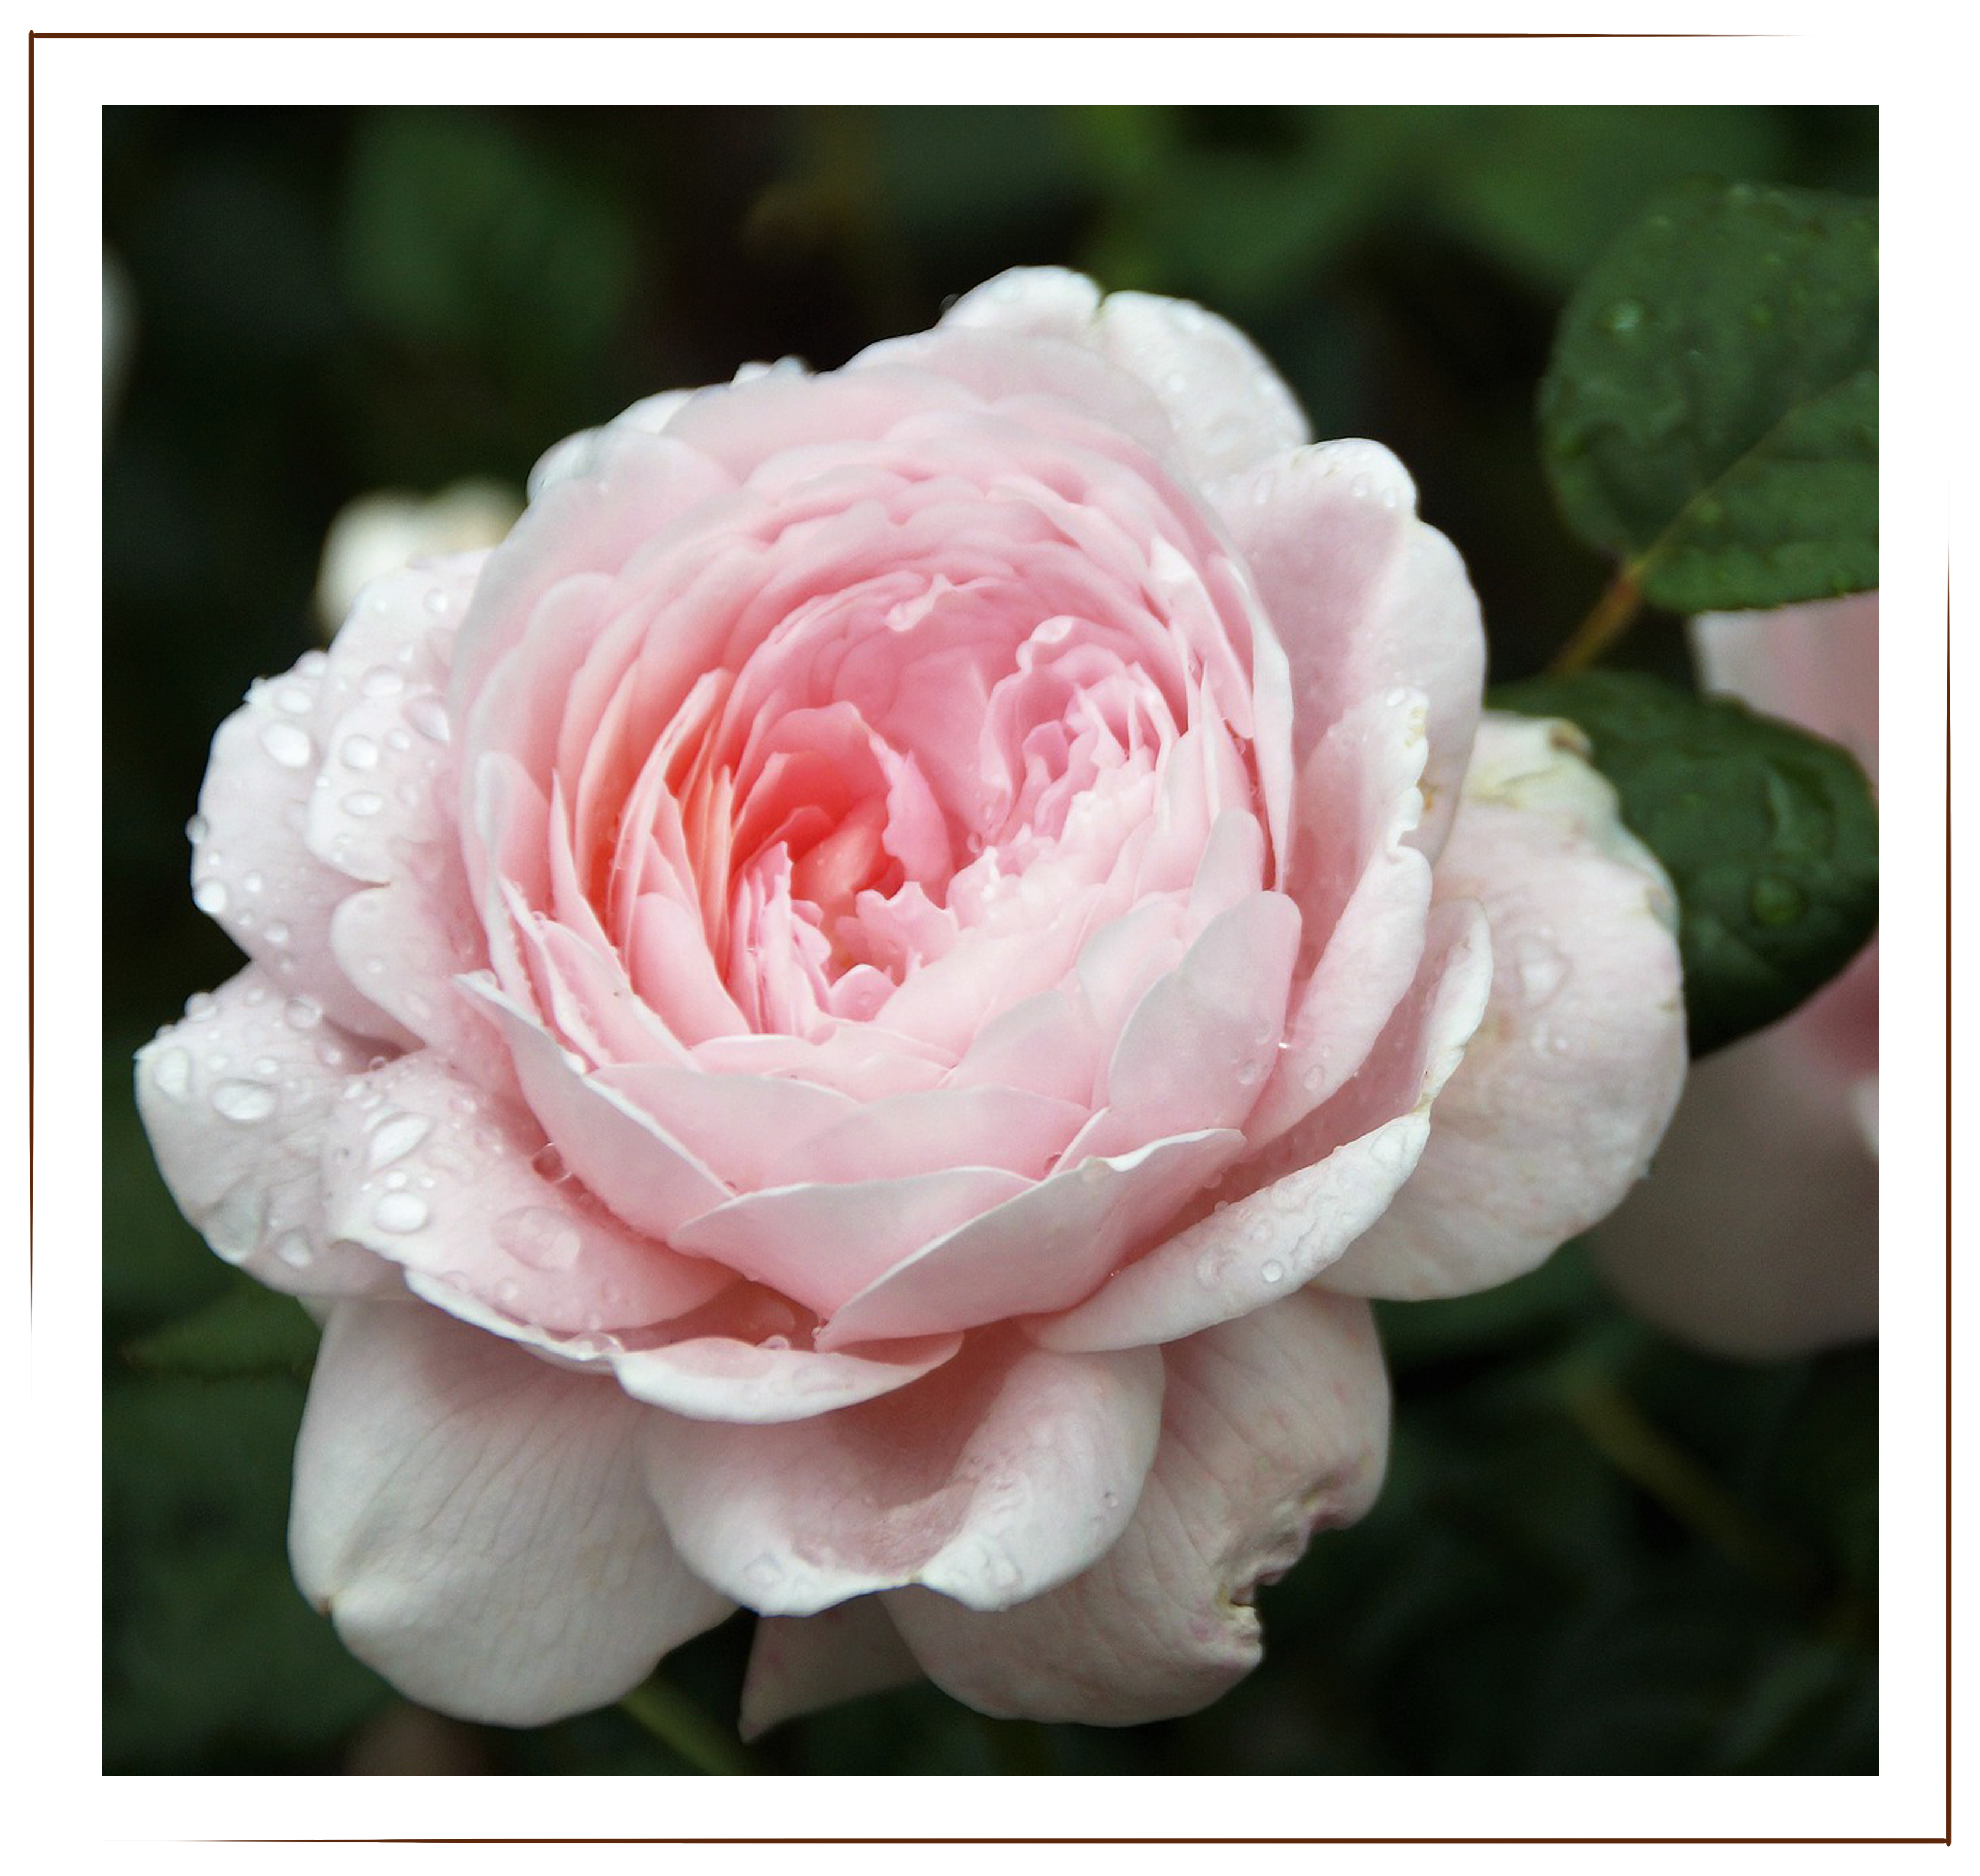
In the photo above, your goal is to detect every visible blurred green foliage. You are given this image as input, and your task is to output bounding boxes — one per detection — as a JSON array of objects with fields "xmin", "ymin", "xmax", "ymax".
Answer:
[{"xmin": 104, "ymin": 104, "xmax": 1876, "ymax": 1778}]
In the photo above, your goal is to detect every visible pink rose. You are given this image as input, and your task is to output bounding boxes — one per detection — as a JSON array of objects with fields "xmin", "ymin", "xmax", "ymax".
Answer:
[
  {"xmin": 136, "ymin": 269, "xmax": 1685, "ymax": 1732},
  {"xmin": 1590, "ymin": 592, "xmax": 1878, "ymax": 1358}
]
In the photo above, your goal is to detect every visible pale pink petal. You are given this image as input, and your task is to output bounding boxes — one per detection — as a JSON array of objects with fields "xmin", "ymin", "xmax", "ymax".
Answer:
[
  {"xmin": 1586, "ymin": 989, "xmax": 1876, "ymax": 1357},
  {"xmin": 640, "ymin": 1332, "xmax": 1163, "ymax": 1616},
  {"xmin": 1214, "ymin": 439, "xmax": 1484, "ymax": 858},
  {"xmin": 816, "ymin": 1129, "xmax": 1243, "ymax": 1348},
  {"xmin": 470, "ymin": 982, "xmax": 735, "ymax": 1242},
  {"xmin": 1693, "ymin": 590, "xmax": 1878, "ymax": 783},
  {"xmin": 1036, "ymin": 900, "xmax": 1492, "ymax": 1353},
  {"xmin": 1244, "ymin": 686, "xmax": 1435, "ymax": 1148},
  {"xmin": 190, "ymin": 657, "xmax": 404, "ymax": 1043},
  {"xmin": 666, "ymin": 1167, "xmax": 1034, "ymax": 1321},
  {"xmin": 739, "ymin": 1601, "xmax": 922, "ymax": 1740},
  {"xmin": 291, "ymin": 1300, "xmax": 733, "ymax": 1726},
  {"xmin": 886, "ymin": 1287, "xmax": 1387, "ymax": 1725},
  {"xmin": 936, "ymin": 266, "xmax": 1311, "ymax": 482},
  {"xmin": 1324, "ymin": 713, "xmax": 1686, "ymax": 1300},
  {"xmin": 611, "ymin": 1329, "xmax": 963, "ymax": 1425},
  {"xmin": 1069, "ymin": 891, "xmax": 1301, "ymax": 1161},
  {"xmin": 133, "ymin": 966, "xmax": 397, "ymax": 1298},
  {"xmin": 317, "ymin": 1049, "xmax": 731, "ymax": 1334}
]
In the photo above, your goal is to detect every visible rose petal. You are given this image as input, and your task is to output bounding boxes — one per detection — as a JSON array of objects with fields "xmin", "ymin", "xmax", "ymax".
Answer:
[
  {"xmin": 133, "ymin": 965, "xmax": 397, "ymax": 1298},
  {"xmin": 886, "ymin": 1287, "xmax": 1387, "ymax": 1725},
  {"xmin": 611, "ymin": 1328, "xmax": 964, "ymax": 1425},
  {"xmin": 816, "ymin": 1129, "xmax": 1243, "ymax": 1348},
  {"xmin": 1214, "ymin": 438, "xmax": 1483, "ymax": 858},
  {"xmin": 1323, "ymin": 712, "xmax": 1686, "ymax": 1299},
  {"xmin": 640, "ymin": 1331, "xmax": 1163, "ymax": 1616},
  {"xmin": 936, "ymin": 266, "xmax": 1311, "ymax": 482},
  {"xmin": 1036, "ymin": 898, "xmax": 1492, "ymax": 1352},
  {"xmin": 317, "ymin": 1048, "xmax": 731, "ymax": 1334},
  {"xmin": 1586, "ymin": 991, "xmax": 1876, "ymax": 1357},
  {"xmin": 292, "ymin": 1300, "xmax": 733, "ymax": 1726},
  {"xmin": 667, "ymin": 1166, "xmax": 1034, "ymax": 1321},
  {"xmin": 1244, "ymin": 685, "xmax": 1435, "ymax": 1148}
]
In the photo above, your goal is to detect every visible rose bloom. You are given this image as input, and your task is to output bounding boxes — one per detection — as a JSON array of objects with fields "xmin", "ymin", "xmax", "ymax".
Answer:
[
  {"xmin": 1590, "ymin": 592, "xmax": 1877, "ymax": 1359},
  {"xmin": 137, "ymin": 269, "xmax": 1684, "ymax": 1732}
]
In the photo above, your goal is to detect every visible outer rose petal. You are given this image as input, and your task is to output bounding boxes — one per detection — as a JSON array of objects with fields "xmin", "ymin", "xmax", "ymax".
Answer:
[
  {"xmin": 1213, "ymin": 439, "xmax": 1484, "ymax": 859},
  {"xmin": 885, "ymin": 1287, "xmax": 1387, "ymax": 1726},
  {"xmin": 640, "ymin": 1332, "xmax": 1163, "ymax": 1617},
  {"xmin": 133, "ymin": 966, "xmax": 397, "ymax": 1299},
  {"xmin": 1324, "ymin": 712, "xmax": 1686, "ymax": 1300},
  {"xmin": 291, "ymin": 1300, "xmax": 733, "ymax": 1726},
  {"xmin": 936, "ymin": 266, "xmax": 1311, "ymax": 482}
]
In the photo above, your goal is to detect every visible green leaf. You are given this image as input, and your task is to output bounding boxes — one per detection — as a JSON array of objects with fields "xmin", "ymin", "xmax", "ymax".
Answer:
[
  {"xmin": 341, "ymin": 110, "xmax": 635, "ymax": 375},
  {"xmin": 1539, "ymin": 179, "xmax": 1876, "ymax": 612},
  {"xmin": 125, "ymin": 1280, "xmax": 322, "ymax": 1382},
  {"xmin": 1492, "ymin": 671, "xmax": 1876, "ymax": 1055}
]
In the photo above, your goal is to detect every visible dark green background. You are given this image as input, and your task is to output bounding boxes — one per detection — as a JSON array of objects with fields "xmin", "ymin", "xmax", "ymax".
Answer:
[{"xmin": 104, "ymin": 104, "xmax": 1876, "ymax": 1777}]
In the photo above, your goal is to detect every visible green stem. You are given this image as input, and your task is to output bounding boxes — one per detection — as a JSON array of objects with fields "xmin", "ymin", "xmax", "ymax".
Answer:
[
  {"xmin": 620, "ymin": 1679, "xmax": 759, "ymax": 1776},
  {"xmin": 1548, "ymin": 567, "xmax": 1643, "ymax": 676},
  {"xmin": 1562, "ymin": 1367, "xmax": 1819, "ymax": 1605}
]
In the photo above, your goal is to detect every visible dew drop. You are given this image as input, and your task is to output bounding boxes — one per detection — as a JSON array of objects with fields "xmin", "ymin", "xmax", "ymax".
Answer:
[
  {"xmin": 264, "ymin": 920, "xmax": 290, "ymax": 946},
  {"xmin": 360, "ymin": 666, "xmax": 406, "ymax": 699},
  {"xmin": 339, "ymin": 734, "xmax": 380, "ymax": 772},
  {"xmin": 1603, "ymin": 298, "xmax": 1645, "ymax": 335},
  {"xmin": 744, "ymin": 1555, "xmax": 785, "ymax": 1591},
  {"xmin": 367, "ymin": 1110, "xmax": 434, "ymax": 1170},
  {"xmin": 185, "ymin": 814, "xmax": 210, "ymax": 846},
  {"xmin": 405, "ymin": 695, "xmax": 452, "ymax": 743},
  {"xmin": 272, "ymin": 1231, "xmax": 313, "ymax": 1270},
  {"xmin": 496, "ymin": 1205, "xmax": 583, "ymax": 1271},
  {"xmin": 192, "ymin": 880, "xmax": 230, "ymax": 919},
  {"xmin": 150, "ymin": 1046, "xmax": 192, "ymax": 1100},
  {"xmin": 373, "ymin": 1191, "xmax": 429, "ymax": 1233},
  {"xmin": 212, "ymin": 1080, "xmax": 277, "ymax": 1123},
  {"xmin": 1261, "ymin": 1259, "xmax": 1286, "ymax": 1285},
  {"xmin": 423, "ymin": 587, "xmax": 451, "ymax": 616},
  {"xmin": 344, "ymin": 790, "xmax": 385, "ymax": 818},
  {"xmin": 259, "ymin": 720, "xmax": 314, "ymax": 769}
]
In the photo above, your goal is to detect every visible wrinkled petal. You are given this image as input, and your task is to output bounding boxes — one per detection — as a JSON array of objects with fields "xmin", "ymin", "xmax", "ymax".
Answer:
[
  {"xmin": 887, "ymin": 1287, "xmax": 1387, "ymax": 1725},
  {"xmin": 641, "ymin": 1332, "xmax": 1163, "ymax": 1616},
  {"xmin": 291, "ymin": 1300, "xmax": 733, "ymax": 1726},
  {"xmin": 1324, "ymin": 713, "xmax": 1686, "ymax": 1299}
]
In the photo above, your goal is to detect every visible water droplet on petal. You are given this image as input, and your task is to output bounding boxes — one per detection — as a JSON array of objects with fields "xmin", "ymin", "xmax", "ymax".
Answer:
[
  {"xmin": 150, "ymin": 1047, "xmax": 192, "ymax": 1100},
  {"xmin": 496, "ymin": 1205, "xmax": 583, "ymax": 1271},
  {"xmin": 1510, "ymin": 930, "xmax": 1569, "ymax": 1007},
  {"xmin": 373, "ymin": 1191, "xmax": 429, "ymax": 1233},
  {"xmin": 259, "ymin": 721, "xmax": 314, "ymax": 769},
  {"xmin": 339, "ymin": 734, "xmax": 380, "ymax": 771},
  {"xmin": 367, "ymin": 1110, "xmax": 433, "ymax": 1170},
  {"xmin": 344, "ymin": 791, "xmax": 385, "ymax": 818},
  {"xmin": 272, "ymin": 1231, "xmax": 313, "ymax": 1270},
  {"xmin": 1260, "ymin": 1259, "xmax": 1286, "ymax": 1284},
  {"xmin": 192, "ymin": 878, "xmax": 229, "ymax": 917},
  {"xmin": 212, "ymin": 1080, "xmax": 277, "ymax": 1123}
]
